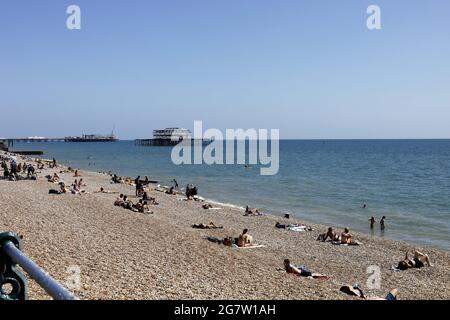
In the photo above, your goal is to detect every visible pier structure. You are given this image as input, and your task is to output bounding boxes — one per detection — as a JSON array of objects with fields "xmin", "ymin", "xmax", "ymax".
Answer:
[
  {"xmin": 5, "ymin": 138, "xmax": 65, "ymax": 148},
  {"xmin": 135, "ymin": 138, "xmax": 210, "ymax": 146},
  {"xmin": 135, "ymin": 127, "xmax": 210, "ymax": 147}
]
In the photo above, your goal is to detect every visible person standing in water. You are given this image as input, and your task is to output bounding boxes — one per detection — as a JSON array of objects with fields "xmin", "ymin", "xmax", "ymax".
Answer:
[
  {"xmin": 380, "ymin": 216, "xmax": 386, "ymax": 230},
  {"xmin": 369, "ymin": 216, "xmax": 376, "ymax": 229}
]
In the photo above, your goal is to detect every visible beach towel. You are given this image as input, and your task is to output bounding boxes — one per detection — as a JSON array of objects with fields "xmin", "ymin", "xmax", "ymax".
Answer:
[
  {"xmin": 236, "ymin": 244, "xmax": 265, "ymax": 249},
  {"xmin": 287, "ymin": 226, "xmax": 308, "ymax": 232},
  {"xmin": 331, "ymin": 240, "xmax": 362, "ymax": 246},
  {"xmin": 390, "ymin": 265, "xmax": 401, "ymax": 272}
]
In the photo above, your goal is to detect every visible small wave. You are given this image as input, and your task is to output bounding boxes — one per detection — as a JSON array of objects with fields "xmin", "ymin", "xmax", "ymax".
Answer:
[{"xmin": 204, "ymin": 198, "xmax": 245, "ymax": 211}]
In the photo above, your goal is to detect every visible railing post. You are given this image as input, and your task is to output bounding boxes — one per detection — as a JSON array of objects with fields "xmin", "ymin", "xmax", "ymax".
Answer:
[{"xmin": 0, "ymin": 232, "xmax": 28, "ymax": 300}]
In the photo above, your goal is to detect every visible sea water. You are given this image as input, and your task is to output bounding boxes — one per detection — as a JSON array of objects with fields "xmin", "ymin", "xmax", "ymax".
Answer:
[{"xmin": 13, "ymin": 139, "xmax": 450, "ymax": 251}]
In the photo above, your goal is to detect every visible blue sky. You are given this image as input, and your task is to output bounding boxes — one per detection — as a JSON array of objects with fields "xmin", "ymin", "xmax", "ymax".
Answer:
[{"xmin": 1, "ymin": 0, "xmax": 449, "ymax": 139}]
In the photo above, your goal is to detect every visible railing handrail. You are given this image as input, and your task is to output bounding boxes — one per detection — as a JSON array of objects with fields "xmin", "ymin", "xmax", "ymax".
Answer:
[{"xmin": 0, "ymin": 232, "xmax": 78, "ymax": 300}]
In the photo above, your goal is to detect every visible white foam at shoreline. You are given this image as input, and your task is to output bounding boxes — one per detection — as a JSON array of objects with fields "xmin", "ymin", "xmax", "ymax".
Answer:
[{"xmin": 205, "ymin": 198, "xmax": 246, "ymax": 211}]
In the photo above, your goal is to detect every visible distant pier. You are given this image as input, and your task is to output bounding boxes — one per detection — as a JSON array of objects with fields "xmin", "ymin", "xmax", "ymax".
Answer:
[
  {"xmin": 1, "ymin": 138, "xmax": 65, "ymax": 155},
  {"xmin": 135, "ymin": 139, "xmax": 210, "ymax": 146},
  {"xmin": 5, "ymin": 138, "xmax": 65, "ymax": 148}
]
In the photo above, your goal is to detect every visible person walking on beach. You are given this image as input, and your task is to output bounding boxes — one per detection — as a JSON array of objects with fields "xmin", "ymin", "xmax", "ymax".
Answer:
[
  {"xmin": 10, "ymin": 159, "xmax": 17, "ymax": 176},
  {"xmin": 172, "ymin": 179, "xmax": 179, "ymax": 189},
  {"xmin": 369, "ymin": 217, "xmax": 376, "ymax": 229},
  {"xmin": 380, "ymin": 216, "xmax": 386, "ymax": 230},
  {"xmin": 135, "ymin": 176, "xmax": 141, "ymax": 196}
]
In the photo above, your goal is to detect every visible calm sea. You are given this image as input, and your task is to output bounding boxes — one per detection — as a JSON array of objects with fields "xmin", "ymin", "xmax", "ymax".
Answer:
[{"xmin": 12, "ymin": 139, "xmax": 450, "ymax": 251}]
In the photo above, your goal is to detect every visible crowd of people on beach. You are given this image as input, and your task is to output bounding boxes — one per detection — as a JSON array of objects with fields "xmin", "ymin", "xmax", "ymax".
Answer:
[
  {"xmin": 1, "ymin": 154, "xmax": 37, "ymax": 181},
  {"xmin": 0, "ymin": 151, "xmax": 436, "ymax": 300}
]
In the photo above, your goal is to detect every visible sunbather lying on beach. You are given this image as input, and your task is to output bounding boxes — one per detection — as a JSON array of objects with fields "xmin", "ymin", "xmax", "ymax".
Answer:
[
  {"xmin": 340, "ymin": 285, "xmax": 398, "ymax": 300},
  {"xmin": 317, "ymin": 227, "xmax": 340, "ymax": 242},
  {"xmin": 60, "ymin": 183, "xmax": 68, "ymax": 193},
  {"xmin": 166, "ymin": 186, "xmax": 176, "ymax": 195},
  {"xmin": 111, "ymin": 174, "xmax": 121, "ymax": 184},
  {"xmin": 200, "ymin": 203, "xmax": 221, "ymax": 210},
  {"xmin": 124, "ymin": 177, "xmax": 135, "ymax": 186},
  {"xmin": 283, "ymin": 259, "xmax": 328, "ymax": 279},
  {"xmin": 47, "ymin": 173, "xmax": 60, "ymax": 183},
  {"xmin": 237, "ymin": 229, "xmax": 253, "ymax": 247},
  {"xmin": 192, "ymin": 222, "xmax": 223, "ymax": 229},
  {"xmin": 207, "ymin": 236, "xmax": 234, "ymax": 247},
  {"xmin": 275, "ymin": 222, "xmax": 312, "ymax": 231},
  {"xmin": 336, "ymin": 228, "xmax": 363, "ymax": 245},
  {"xmin": 35, "ymin": 159, "xmax": 45, "ymax": 167},
  {"xmin": 141, "ymin": 201, "xmax": 152, "ymax": 213},
  {"xmin": 244, "ymin": 206, "xmax": 263, "ymax": 216},
  {"xmin": 397, "ymin": 250, "xmax": 432, "ymax": 270},
  {"xmin": 49, "ymin": 183, "xmax": 68, "ymax": 195},
  {"xmin": 367, "ymin": 289, "xmax": 398, "ymax": 300},
  {"xmin": 78, "ymin": 178, "xmax": 86, "ymax": 187},
  {"xmin": 95, "ymin": 187, "xmax": 118, "ymax": 194},
  {"xmin": 133, "ymin": 199, "xmax": 152, "ymax": 214},
  {"xmin": 114, "ymin": 194, "xmax": 125, "ymax": 206},
  {"xmin": 120, "ymin": 195, "xmax": 136, "ymax": 211},
  {"xmin": 340, "ymin": 227, "xmax": 353, "ymax": 244},
  {"xmin": 70, "ymin": 184, "xmax": 86, "ymax": 195},
  {"xmin": 142, "ymin": 192, "xmax": 159, "ymax": 205}
]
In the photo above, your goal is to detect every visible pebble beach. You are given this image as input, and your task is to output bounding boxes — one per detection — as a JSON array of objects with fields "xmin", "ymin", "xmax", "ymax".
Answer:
[{"xmin": 1, "ymin": 151, "xmax": 449, "ymax": 300}]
